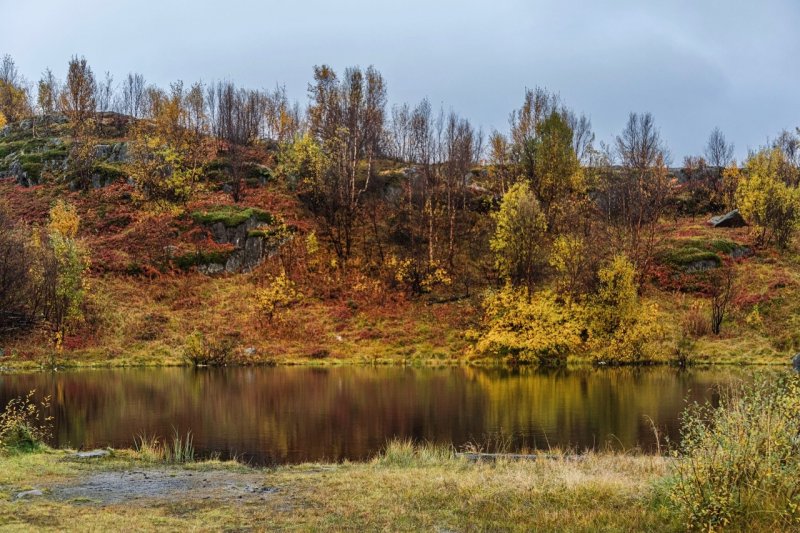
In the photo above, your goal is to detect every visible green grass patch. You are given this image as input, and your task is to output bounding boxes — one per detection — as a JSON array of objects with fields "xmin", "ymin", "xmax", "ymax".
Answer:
[
  {"xmin": 680, "ymin": 237, "xmax": 741, "ymax": 255},
  {"xmin": 191, "ymin": 206, "xmax": 273, "ymax": 227},
  {"xmin": 0, "ymin": 138, "xmax": 49, "ymax": 159},
  {"xmin": 660, "ymin": 246, "xmax": 721, "ymax": 268}
]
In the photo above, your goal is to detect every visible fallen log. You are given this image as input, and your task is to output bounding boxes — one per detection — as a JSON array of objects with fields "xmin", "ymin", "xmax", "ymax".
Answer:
[{"xmin": 456, "ymin": 452, "xmax": 585, "ymax": 462}]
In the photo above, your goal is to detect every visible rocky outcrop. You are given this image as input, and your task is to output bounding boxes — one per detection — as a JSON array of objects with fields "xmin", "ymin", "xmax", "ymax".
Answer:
[
  {"xmin": 793, "ymin": 353, "xmax": 800, "ymax": 372},
  {"xmin": 93, "ymin": 142, "xmax": 129, "ymax": 163},
  {"xmin": 1, "ymin": 115, "xmax": 128, "ymax": 189},
  {"xmin": 0, "ymin": 114, "xmax": 68, "ymax": 139},
  {"xmin": 683, "ymin": 259, "xmax": 721, "ymax": 273},
  {"xmin": 223, "ymin": 235, "xmax": 268, "ymax": 273},
  {"xmin": 208, "ymin": 216, "xmax": 264, "ymax": 249},
  {"xmin": 194, "ymin": 211, "xmax": 284, "ymax": 274},
  {"xmin": 709, "ymin": 210, "xmax": 747, "ymax": 228}
]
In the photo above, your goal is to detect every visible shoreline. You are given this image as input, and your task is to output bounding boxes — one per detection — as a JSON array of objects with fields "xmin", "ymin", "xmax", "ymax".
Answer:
[
  {"xmin": 0, "ymin": 354, "xmax": 793, "ymax": 374},
  {"xmin": 0, "ymin": 443, "xmax": 676, "ymax": 531}
]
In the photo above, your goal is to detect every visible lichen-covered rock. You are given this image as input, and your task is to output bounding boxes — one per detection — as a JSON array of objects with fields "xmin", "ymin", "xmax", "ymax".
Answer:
[
  {"xmin": 684, "ymin": 259, "xmax": 720, "ymax": 273},
  {"xmin": 223, "ymin": 234, "xmax": 267, "ymax": 273},
  {"xmin": 198, "ymin": 263, "xmax": 225, "ymax": 275},
  {"xmin": 191, "ymin": 207, "xmax": 285, "ymax": 274}
]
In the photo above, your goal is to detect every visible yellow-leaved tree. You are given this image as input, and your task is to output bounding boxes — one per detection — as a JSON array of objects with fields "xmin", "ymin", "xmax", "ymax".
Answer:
[
  {"xmin": 46, "ymin": 201, "xmax": 89, "ymax": 341},
  {"xmin": 127, "ymin": 82, "xmax": 205, "ymax": 205},
  {"xmin": 276, "ymin": 132, "xmax": 324, "ymax": 188},
  {"xmin": 490, "ymin": 182, "xmax": 548, "ymax": 293},
  {"xmin": 531, "ymin": 111, "xmax": 585, "ymax": 229},
  {"xmin": 736, "ymin": 148, "xmax": 800, "ymax": 248},
  {"xmin": 587, "ymin": 254, "xmax": 662, "ymax": 363}
]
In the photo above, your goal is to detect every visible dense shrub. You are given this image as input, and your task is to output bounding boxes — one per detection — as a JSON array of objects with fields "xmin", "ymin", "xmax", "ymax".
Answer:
[
  {"xmin": 668, "ymin": 375, "xmax": 800, "ymax": 531},
  {"xmin": 736, "ymin": 148, "xmax": 800, "ymax": 248},
  {"xmin": 183, "ymin": 331, "xmax": 239, "ymax": 366},
  {"xmin": 472, "ymin": 285, "xmax": 583, "ymax": 365},
  {"xmin": 474, "ymin": 254, "xmax": 662, "ymax": 364}
]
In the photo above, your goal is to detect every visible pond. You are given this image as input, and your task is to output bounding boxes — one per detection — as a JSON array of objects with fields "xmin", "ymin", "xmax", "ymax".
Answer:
[{"xmin": 0, "ymin": 366, "xmax": 749, "ymax": 465}]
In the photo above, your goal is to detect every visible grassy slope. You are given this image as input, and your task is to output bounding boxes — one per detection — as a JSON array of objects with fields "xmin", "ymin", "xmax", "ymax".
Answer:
[
  {"xmin": 0, "ymin": 445, "xmax": 676, "ymax": 532},
  {"xmin": 647, "ymin": 218, "xmax": 800, "ymax": 365}
]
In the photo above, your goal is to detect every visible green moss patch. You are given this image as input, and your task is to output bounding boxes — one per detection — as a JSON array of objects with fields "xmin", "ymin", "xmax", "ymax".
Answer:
[
  {"xmin": 0, "ymin": 138, "xmax": 49, "ymax": 159},
  {"xmin": 174, "ymin": 250, "xmax": 233, "ymax": 270},
  {"xmin": 658, "ymin": 242, "xmax": 722, "ymax": 270},
  {"xmin": 691, "ymin": 238, "xmax": 739, "ymax": 255},
  {"xmin": 91, "ymin": 162, "xmax": 127, "ymax": 181},
  {"xmin": 191, "ymin": 206, "xmax": 273, "ymax": 227},
  {"xmin": 658, "ymin": 237, "xmax": 750, "ymax": 270}
]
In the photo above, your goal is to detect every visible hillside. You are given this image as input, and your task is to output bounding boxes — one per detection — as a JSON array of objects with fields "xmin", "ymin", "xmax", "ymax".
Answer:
[
  {"xmin": 1, "ymin": 112, "xmax": 798, "ymax": 370},
  {"xmin": 0, "ymin": 116, "xmax": 474, "ymax": 368}
]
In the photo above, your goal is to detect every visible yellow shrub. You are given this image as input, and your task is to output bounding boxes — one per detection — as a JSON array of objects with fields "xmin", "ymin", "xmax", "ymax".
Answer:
[
  {"xmin": 587, "ymin": 254, "xmax": 663, "ymax": 363},
  {"xmin": 387, "ymin": 255, "xmax": 451, "ymax": 294},
  {"xmin": 255, "ymin": 271, "xmax": 299, "ymax": 325},
  {"xmin": 305, "ymin": 231, "xmax": 319, "ymax": 256},
  {"xmin": 474, "ymin": 285, "xmax": 583, "ymax": 364},
  {"xmin": 48, "ymin": 200, "xmax": 80, "ymax": 238}
]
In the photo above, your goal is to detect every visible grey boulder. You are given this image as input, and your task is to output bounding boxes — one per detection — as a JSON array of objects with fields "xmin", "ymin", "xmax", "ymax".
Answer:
[{"xmin": 709, "ymin": 210, "xmax": 747, "ymax": 228}]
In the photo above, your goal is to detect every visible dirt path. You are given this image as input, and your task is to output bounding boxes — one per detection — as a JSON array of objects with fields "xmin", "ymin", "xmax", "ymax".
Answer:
[{"xmin": 49, "ymin": 468, "xmax": 277, "ymax": 505}]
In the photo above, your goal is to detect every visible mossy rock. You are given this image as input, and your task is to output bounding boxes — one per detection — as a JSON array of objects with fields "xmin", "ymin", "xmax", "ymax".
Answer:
[
  {"xmin": 191, "ymin": 206, "xmax": 273, "ymax": 227},
  {"xmin": 246, "ymin": 164, "xmax": 272, "ymax": 181},
  {"xmin": 691, "ymin": 238, "xmax": 739, "ymax": 254},
  {"xmin": 659, "ymin": 246, "xmax": 721, "ymax": 269},
  {"xmin": 20, "ymin": 162, "xmax": 43, "ymax": 179},
  {"xmin": 174, "ymin": 250, "xmax": 233, "ymax": 270},
  {"xmin": 0, "ymin": 138, "xmax": 49, "ymax": 158},
  {"xmin": 658, "ymin": 237, "xmax": 750, "ymax": 271},
  {"xmin": 247, "ymin": 228, "xmax": 278, "ymax": 239},
  {"xmin": 91, "ymin": 162, "xmax": 127, "ymax": 181}
]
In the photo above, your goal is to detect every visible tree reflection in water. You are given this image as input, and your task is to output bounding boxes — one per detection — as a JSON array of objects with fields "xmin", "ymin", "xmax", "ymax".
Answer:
[{"xmin": 0, "ymin": 366, "xmax": 746, "ymax": 465}]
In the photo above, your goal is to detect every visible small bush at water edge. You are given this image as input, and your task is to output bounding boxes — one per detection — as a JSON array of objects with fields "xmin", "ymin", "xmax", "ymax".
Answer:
[
  {"xmin": 0, "ymin": 390, "xmax": 53, "ymax": 453},
  {"xmin": 667, "ymin": 374, "xmax": 800, "ymax": 531}
]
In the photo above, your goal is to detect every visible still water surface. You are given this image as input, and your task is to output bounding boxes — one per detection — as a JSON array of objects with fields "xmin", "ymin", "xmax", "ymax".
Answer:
[{"xmin": 0, "ymin": 366, "xmax": 748, "ymax": 464}]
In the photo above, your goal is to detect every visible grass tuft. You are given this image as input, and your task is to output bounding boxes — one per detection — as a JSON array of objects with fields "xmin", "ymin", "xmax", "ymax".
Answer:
[
  {"xmin": 134, "ymin": 430, "xmax": 195, "ymax": 464},
  {"xmin": 372, "ymin": 439, "xmax": 457, "ymax": 468}
]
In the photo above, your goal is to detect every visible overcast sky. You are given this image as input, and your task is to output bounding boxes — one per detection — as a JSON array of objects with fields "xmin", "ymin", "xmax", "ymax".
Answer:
[{"xmin": 2, "ymin": 0, "xmax": 798, "ymax": 160}]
